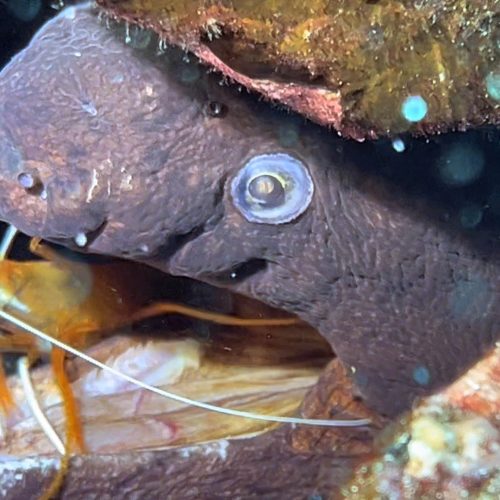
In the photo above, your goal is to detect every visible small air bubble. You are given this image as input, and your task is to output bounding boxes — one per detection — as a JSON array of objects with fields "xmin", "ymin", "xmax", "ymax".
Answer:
[
  {"xmin": 401, "ymin": 95, "xmax": 428, "ymax": 123},
  {"xmin": 308, "ymin": 494, "xmax": 322, "ymax": 500},
  {"xmin": 180, "ymin": 65, "xmax": 201, "ymax": 84},
  {"xmin": 485, "ymin": 71, "xmax": 500, "ymax": 101},
  {"xmin": 436, "ymin": 141, "xmax": 485, "ymax": 187},
  {"xmin": 412, "ymin": 365, "xmax": 430, "ymax": 386},
  {"xmin": 459, "ymin": 204, "xmax": 483, "ymax": 229},
  {"xmin": 278, "ymin": 123, "xmax": 300, "ymax": 147},
  {"xmin": 74, "ymin": 232, "xmax": 88, "ymax": 247},
  {"xmin": 6, "ymin": 0, "xmax": 42, "ymax": 22},
  {"xmin": 391, "ymin": 137, "xmax": 406, "ymax": 152}
]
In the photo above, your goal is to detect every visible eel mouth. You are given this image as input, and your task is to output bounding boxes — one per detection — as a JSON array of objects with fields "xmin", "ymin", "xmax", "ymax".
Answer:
[{"xmin": 0, "ymin": 239, "xmax": 333, "ymax": 457}]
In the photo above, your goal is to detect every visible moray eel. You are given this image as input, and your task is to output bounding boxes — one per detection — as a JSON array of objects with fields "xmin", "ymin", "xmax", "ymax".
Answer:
[{"xmin": 0, "ymin": 5, "xmax": 498, "ymax": 420}]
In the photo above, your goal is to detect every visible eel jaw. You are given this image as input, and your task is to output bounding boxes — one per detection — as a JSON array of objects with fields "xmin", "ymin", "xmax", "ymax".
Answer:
[{"xmin": 0, "ymin": 294, "xmax": 335, "ymax": 456}]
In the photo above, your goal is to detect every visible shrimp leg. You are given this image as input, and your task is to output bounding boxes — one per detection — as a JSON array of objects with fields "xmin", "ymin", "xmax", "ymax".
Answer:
[
  {"xmin": 29, "ymin": 237, "xmax": 69, "ymax": 267},
  {"xmin": 0, "ymin": 357, "xmax": 13, "ymax": 412},
  {"xmin": 50, "ymin": 345, "xmax": 85, "ymax": 453},
  {"xmin": 0, "ymin": 225, "xmax": 19, "ymax": 412}
]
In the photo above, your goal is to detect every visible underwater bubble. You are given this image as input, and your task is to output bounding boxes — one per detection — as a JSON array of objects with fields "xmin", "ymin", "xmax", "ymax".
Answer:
[
  {"xmin": 485, "ymin": 71, "xmax": 500, "ymax": 102},
  {"xmin": 180, "ymin": 64, "xmax": 201, "ymax": 84},
  {"xmin": 278, "ymin": 123, "xmax": 300, "ymax": 147},
  {"xmin": 450, "ymin": 277, "xmax": 490, "ymax": 320},
  {"xmin": 5, "ymin": 0, "xmax": 42, "ymax": 22},
  {"xmin": 459, "ymin": 204, "xmax": 483, "ymax": 229},
  {"xmin": 436, "ymin": 141, "xmax": 485, "ymax": 188},
  {"xmin": 308, "ymin": 494, "xmax": 322, "ymax": 500},
  {"xmin": 392, "ymin": 137, "xmax": 406, "ymax": 153},
  {"xmin": 74, "ymin": 232, "xmax": 88, "ymax": 247},
  {"xmin": 412, "ymin": 365, "xmax": 430, "ymax": 386},
  {"xmin": 401, "ymin": 95, "xmax": 428, "ymax": 123}
]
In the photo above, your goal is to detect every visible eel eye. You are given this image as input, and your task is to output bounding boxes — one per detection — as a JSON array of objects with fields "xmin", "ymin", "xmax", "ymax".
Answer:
[{"xmin": 231, "ymin": 153, "xmax": 314, "ymax": 224}]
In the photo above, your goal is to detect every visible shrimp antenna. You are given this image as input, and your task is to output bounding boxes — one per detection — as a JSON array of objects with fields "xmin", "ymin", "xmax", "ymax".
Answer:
[
  {"xmin": 0, "ymin": 309, "xmax": 371, "ymax": 428},
  {"xmin": 17, "ymin": 356, "xmax": 66, "ymax": 455},
  {"xmin": 0, "ymin": 225, "xmax": 18, "ymax": 260}
]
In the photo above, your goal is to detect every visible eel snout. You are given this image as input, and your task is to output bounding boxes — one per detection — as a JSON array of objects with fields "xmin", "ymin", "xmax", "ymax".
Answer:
[{"xmin": 0, "ymin": 4, "xmax": 232, "ymax": 259}]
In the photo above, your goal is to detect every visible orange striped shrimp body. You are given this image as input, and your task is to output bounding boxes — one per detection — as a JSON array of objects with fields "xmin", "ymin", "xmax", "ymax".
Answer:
[
  {"xmin": 0, "ymin": 241, "xmax": 158, "ymax": 452},
  {"xmin": 0, "ymin": 254, "xmax": 156, "ymax": 356}
]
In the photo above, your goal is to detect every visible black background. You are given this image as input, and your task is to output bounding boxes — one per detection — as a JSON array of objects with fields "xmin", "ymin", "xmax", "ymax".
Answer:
[{"xmin": 0, "ymin": 0, "xmax": 59, "ymax": 69}]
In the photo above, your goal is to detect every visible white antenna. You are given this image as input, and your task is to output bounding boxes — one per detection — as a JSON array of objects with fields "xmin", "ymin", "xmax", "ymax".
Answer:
[
  {"xmin": 0, "ymin": 225, "xmax": 17, "ymax": 260},
  {"xmin": 17, "ymin": 356, "xmax": 66, "ymax": 454},
  {"xmin": 0, "ymin": 309, "xmax": 371, "ymax": 428}
]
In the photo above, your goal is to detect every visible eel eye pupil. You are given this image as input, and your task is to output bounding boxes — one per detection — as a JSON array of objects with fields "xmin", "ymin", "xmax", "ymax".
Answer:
[{"xmin": 248, "ymin": 174, "xmax": 285, "ymax": 207}]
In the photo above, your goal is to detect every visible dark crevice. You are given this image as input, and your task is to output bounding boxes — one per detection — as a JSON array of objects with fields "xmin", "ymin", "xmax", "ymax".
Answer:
[
  {"xmin": 53, "ymin": 218, "xmax": 109, "ymax": 254},
  {"xmin": 157, "ymin": 224, "xmax": 207, "ymax": 261},
  {"xmin": 158, "ymin": 175, "xmax": 227, "ymax": 260},
  {"xmin": 212, "ymin": 173, "xmax": 227, "ymax": 208}
]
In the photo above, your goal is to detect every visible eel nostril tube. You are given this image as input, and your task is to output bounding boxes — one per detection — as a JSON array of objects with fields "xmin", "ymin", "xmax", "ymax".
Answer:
[{"xmin": 17, "ymin": 171, "xmax": 44, "ymax": 194}]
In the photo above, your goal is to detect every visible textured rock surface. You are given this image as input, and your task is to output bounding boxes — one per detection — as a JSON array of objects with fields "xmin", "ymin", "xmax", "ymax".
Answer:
[
  {"xmin": 98, "ymin": 0, "xmax": 500, "ymax": 139},
  {"xmin": 344, "ymin": 345, "xmax": 500, "ymax": 498}
]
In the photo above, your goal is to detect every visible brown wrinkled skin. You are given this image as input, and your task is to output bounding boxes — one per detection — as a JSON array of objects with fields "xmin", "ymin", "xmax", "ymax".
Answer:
[
  {"xmin": 0, "ymin": 5, "xmax": 498, "ymax": 496},
  {"xmin": 0, "ymin": 428, "xmax": 359, "ymax": 499}
]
